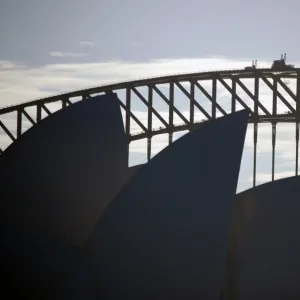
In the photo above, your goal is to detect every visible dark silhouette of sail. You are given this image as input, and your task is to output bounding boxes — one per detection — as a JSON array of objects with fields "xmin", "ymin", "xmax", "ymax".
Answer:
[
  {"xmin": 0, "ymin": 224, "xmax": 98, "ymax": 300},
  {"xmin": 0, "ymin": 93, "xmax": 130, "ymax": 247},
  {"xmin": 226, "ymin": 176, "xmax": 300, "ymax": 300},
  {"xmin": 86, "ymin": 110, "xmax": 249, "ymax": 300}
]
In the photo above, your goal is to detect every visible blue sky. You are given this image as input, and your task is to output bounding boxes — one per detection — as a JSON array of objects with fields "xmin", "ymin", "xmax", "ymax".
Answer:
[{"xmin": 0, "ymin": 0, "xmax": 299, "ymax": 191}]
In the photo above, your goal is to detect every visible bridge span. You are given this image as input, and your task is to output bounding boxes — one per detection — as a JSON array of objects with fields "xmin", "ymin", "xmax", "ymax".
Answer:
[{"xmin": 1, "ymin": 67, "xmax": 300, "ymax": 187}]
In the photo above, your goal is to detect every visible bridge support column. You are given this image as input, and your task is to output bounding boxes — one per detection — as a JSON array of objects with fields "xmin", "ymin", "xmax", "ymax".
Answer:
[
  {"xmin": 272, "ymin": 78, "xmax": 277, "ymax": 182},
  {"xmin": 147, "ymin": 138, "xmax": 151, "ymax": 162},
  {"xmin": 231, "ymin": 78, "xmax": 236, "ymax": 113},
  {"xmin": 127, "ymin": 139, "xmax": 130, "ymax": 166},
  {"xmin": 169, "ymin": 133, "xmax": 173, "ymax": 146},
  {"xmin": 125, "ymin": 88, "xmax": 131, "ymax": 137},
  {"xmin": 272, "ymin": 122, "xmax": 277, "ymax": 182},
  {"xmin": 296, "ymin": 123, "xmax": 299, "ymax": 176},
  {"xmin": 169, "ymin": 83, "xmax": 174, "ymax": 145},
  {"xmin": 253, "ymin": 123, "xmax": 258, "ymax": 187},
  {"xmin": 253, "ymin": 76, "xmax": 259, "ymax": 187},
  {"xmin": 61, "ymin": 99, "xmax": 67, "ymax": 109},
  {"xmin": 212, "ymin": 78, "xmax": 217, "ymax": 119},
  {"xmin": 17, "ymin": 110, "xmax": 22, "ymax": 138},
  {"xmin": 296, "ymin": 72, "xmax": 300, "ymax": 176},
  {"xmin": 36, "ymin": 105, "xmax": 42, "ymax": 123},
  {"xmin": 190, "ymin": 81, "xmax": 194, "ymax": 124},
  {"xmin": 148, "ymin": 85, "xmax": 153, "ymax": 134},
  {"xmin": 125, "ymin": 88, "xmax": 132, "ymax": 165}
]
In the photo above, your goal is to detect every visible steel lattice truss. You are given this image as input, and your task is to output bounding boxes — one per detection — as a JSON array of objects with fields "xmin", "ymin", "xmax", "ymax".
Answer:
[{"xmin": 1, "ymin": 68, "xmax": 300, "ymax": 186}]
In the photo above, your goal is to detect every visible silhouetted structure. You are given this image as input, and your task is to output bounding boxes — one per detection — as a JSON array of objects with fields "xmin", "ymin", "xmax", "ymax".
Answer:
[
  {"xmin": 0, "ymin": 93, "xmax": 139, "ymax": 247},
  {"xmin": 2, "ymin": 89, "xmax": 300, "ymax": 298},
  {"xmin": 0, "ymin": 224, "xmax": 98, "ymax": 300},
  {"xmin": 226, "ymin": 176, "xmax": 300, "ymax": 300},
  {"xmin": 86, "ymin": 110, "xmax": 248, "ymax": 299}
]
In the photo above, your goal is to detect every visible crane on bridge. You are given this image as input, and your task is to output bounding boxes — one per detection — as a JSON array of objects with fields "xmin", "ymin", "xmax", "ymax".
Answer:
[
  {"xmin": 244, "ymin": 60, "xmax": 257, "ymax": 71},
  {"xmin": 244, "ymin": 54, "xmax": 295, "ymax": 71},
  {"xmin": 271, "ymin": 53, "xmax": 295, "ymax": 71}
]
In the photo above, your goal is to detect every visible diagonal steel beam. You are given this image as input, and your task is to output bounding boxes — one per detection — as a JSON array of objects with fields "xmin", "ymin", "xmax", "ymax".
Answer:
[
  {"xmin": 235, "ymin": 78, "xmax": 271, "ymax": 116},
  {"xmin": 260, "ymin": 75, "xmax": 295, "ymax": 113},
  {"xmin": 118, "ymin": 101, "xmax": 148, "ymax": 133},
  {"xmin": 132, "ymin": 87, "xmax": 169, "ymax": 128},
  {"xmin": 217, "ymin": 76, "xmax": 254, "ymax": 115},
  {"xmin": 193, "ymin": 81, "xmax": 227, "ymax": 116},
  {"xmin": 175, "ymin": 81, "xmax": 211, "ymax": 120},
  {"xmin": 22, "ymin": 108, "xmax": 36, "ymax": 125},
  {"xmin": 65, "ymin": 98, "xmax": 73, "ymax": 106},
  {"xmin": 151, "ymin": 84, "xmax": 189, "ymax": 125},
  {"xmin": 276, "ymin": 77, "xmax": 296, "ymax": 101},
  {"xmin": 41, "ymin": 104, "xmax": 52, "ymax": 116},
  {"xmin": 0, "ymin": 120, "xmax": 15, "ymax": 141}
]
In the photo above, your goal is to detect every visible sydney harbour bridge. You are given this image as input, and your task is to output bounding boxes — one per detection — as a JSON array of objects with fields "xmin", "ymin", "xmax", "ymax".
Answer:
[{"xmin": 1, "ymin": 65, "xmax": 300, "ymax": 187}]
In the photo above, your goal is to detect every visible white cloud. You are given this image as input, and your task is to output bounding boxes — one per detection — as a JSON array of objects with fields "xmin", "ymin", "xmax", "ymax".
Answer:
[
  {"xmin": 48, "ymin": 51, "xmax": 88, "ymax": 58},
  {"xmin": 0, "ymin": 60, "xmax": 25, "ymax": 70},
  {"xmin": 0, "ymin": 56, "xmax": 284, "ymax": 107},
  {"xmin": 0, "ymin": 56, "xmax": 299, "ymax": 191},
  {"xmin": 79, "ymin": 42, "xmax": 95, "ymax": 47}
]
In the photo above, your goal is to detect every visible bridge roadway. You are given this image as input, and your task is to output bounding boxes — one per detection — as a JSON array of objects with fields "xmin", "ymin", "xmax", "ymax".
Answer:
[{"xmin": 130, "ymin": 113, "xmax": 297, "ymax": 141}]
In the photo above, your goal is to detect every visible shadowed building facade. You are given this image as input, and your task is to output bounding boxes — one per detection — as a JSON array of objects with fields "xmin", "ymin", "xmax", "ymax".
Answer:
[
  {"xmin": 86, "ymin": 110, "xmax": 249, "ymax": 300},
  {"xmin": 0, "ymin": 93, "xmax": 139, "ymax": 247},
  {"xmin": 226, "ymin": 176, "xmax": 300, "ymax": 300}
]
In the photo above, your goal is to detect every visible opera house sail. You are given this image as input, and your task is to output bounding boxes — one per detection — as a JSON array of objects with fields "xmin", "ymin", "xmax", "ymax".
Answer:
[{"xmin": 1, "ymin": 92, "xmax": 300, "ymax": 299}]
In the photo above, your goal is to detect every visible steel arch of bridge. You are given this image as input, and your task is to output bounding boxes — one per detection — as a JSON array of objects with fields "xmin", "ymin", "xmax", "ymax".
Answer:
[{"xmin": 1, "ymin": 68, "xmax": 300, "ymax": 187}]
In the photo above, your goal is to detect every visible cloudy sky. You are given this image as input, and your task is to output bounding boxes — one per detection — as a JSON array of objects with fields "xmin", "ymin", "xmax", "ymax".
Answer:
[{"xmin": 0, "ymin": 0, "xmax": 299, "ymax": 192}]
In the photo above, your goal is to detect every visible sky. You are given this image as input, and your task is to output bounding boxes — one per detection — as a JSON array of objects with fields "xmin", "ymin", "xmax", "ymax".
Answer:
[{"xmin": 0, "ymin": 0, "xmax": 299, "ymax": 192}]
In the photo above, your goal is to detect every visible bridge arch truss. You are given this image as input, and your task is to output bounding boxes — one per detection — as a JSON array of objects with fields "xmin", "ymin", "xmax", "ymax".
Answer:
[{"xmin": 1, "ymin": 68, "xmax": 300, "ymax": 187}]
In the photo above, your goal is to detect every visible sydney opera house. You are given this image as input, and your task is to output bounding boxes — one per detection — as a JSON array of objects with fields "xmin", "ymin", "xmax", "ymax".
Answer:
[{"xmin": 1, "ymin": 93, "xmax": 300, "ymax": 299}]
